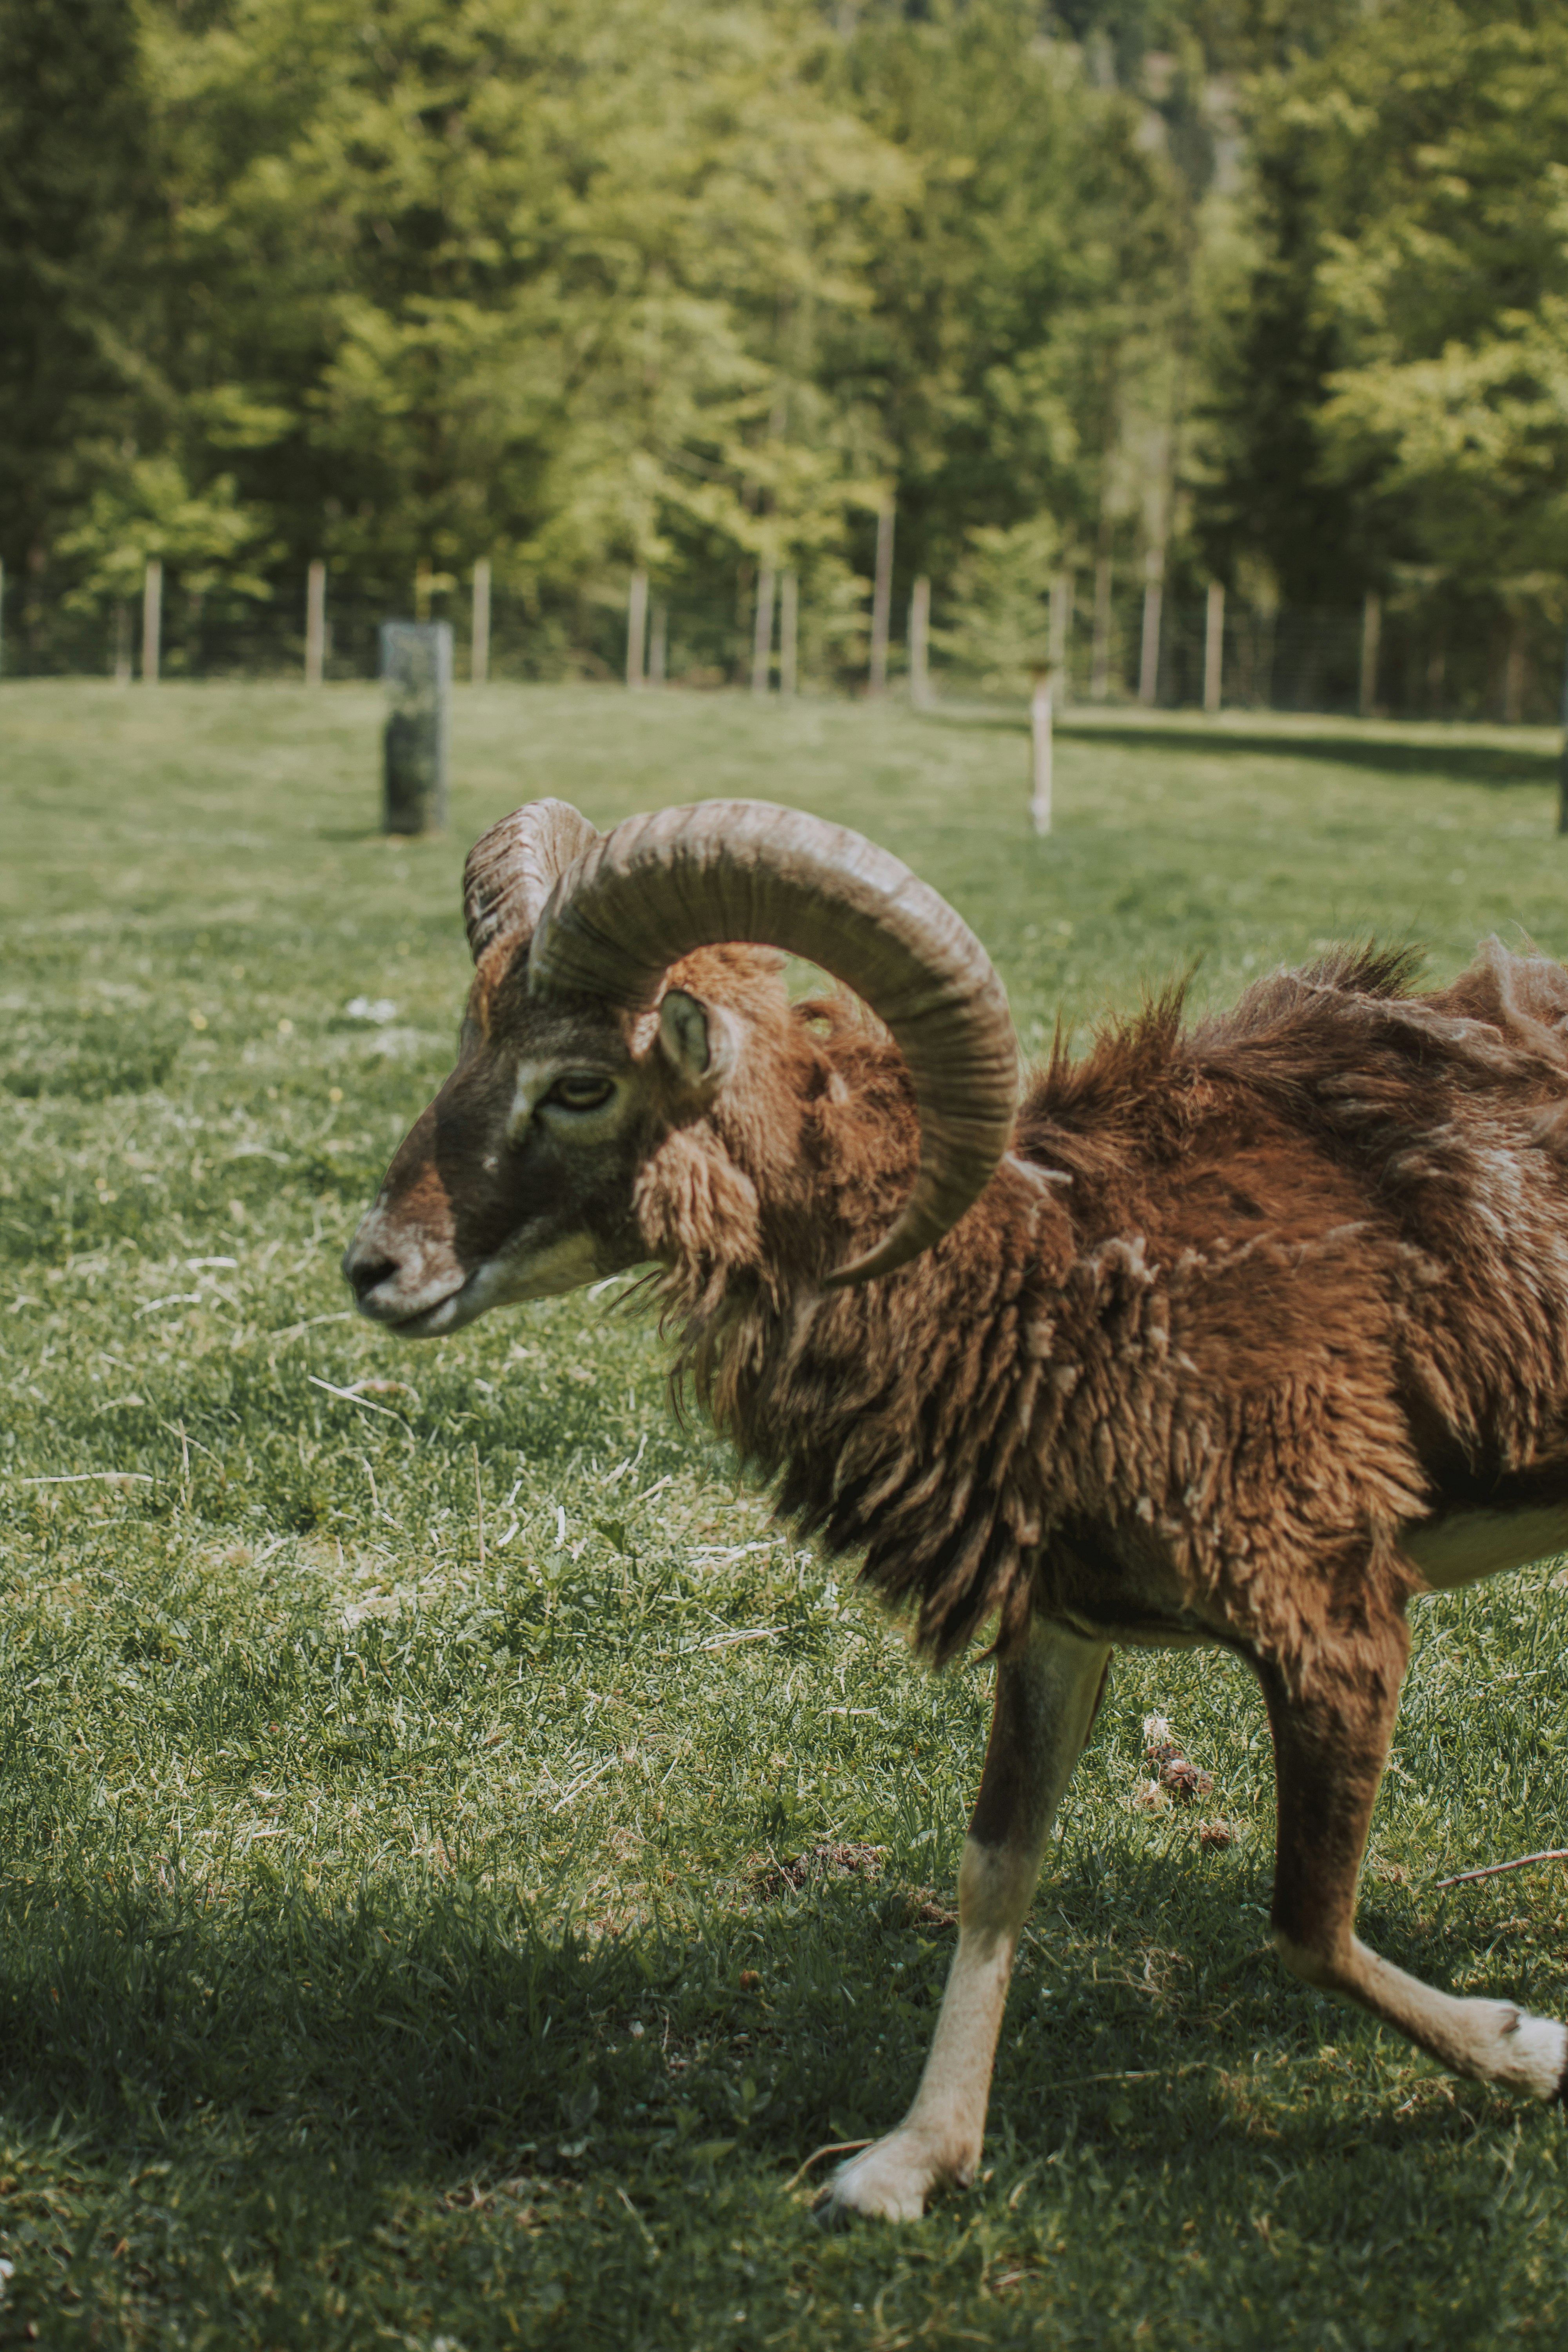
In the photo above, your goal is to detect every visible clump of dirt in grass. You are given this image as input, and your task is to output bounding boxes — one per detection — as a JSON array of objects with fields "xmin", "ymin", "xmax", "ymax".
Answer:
[
  {"xmin": 747, "ymin": 1843, "xmax": 958, "ymax": 1927},
  {"xmin": 749, "ymin": 1840, "xmax": 886, "ymax": 1898},
  {"xmin": 1140, "ymin": 1713, "xmax": 1215, "ymax": 1806}
]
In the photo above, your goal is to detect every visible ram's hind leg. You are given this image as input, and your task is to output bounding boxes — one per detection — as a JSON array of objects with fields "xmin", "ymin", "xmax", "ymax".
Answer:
[
  {"xmin": 1261, "ymin": 1624, "xmax": 1568, "ymax": 2101},
  {"xmin": 818, "ymin": 1620, "xmax": 1111, "ymax": 2224}
]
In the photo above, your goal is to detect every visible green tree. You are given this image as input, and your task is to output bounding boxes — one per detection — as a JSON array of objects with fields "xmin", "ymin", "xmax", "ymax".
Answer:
[
  {"xmin": 1203, "ymin": 2, "xmax": 1568, "ymax": 613},
  {"xmin": 146, "ymin": 0, "xmax": 900, "ymax": 659},
  {"xmin": 0, "ymin": 0, "xmax": 168, "ymax": 602},
  {"xmin": 825, "ymin": 0, "xmax": 1178, "ymax": 601}
]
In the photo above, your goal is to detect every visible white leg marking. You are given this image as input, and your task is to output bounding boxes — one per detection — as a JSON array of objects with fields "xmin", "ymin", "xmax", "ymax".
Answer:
[
  {"xmin": 1279, "ymin": 1933, "xmax": 1568, "ymax": 2102},
  {"xmin": 819, "ymin": 1624, "xmax": 1112, "ymax": 2224}
]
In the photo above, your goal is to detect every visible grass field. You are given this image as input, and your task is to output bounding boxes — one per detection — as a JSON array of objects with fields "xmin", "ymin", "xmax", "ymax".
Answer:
[{"xmin": 4, "ymin": 680, "xmax": 1568, "ymax": 2349}]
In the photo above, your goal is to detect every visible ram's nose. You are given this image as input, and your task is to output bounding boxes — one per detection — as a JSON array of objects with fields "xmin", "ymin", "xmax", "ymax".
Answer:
[
  {"xmin": 341, "ymin": 1208, "xmax": 461, "ymax": 1327},
  {"xmin": 342, "ymin": 1215, "xmax": 405, "ymax": 1318},
  {"xmin": 343, "ymin": 1227, "xmax": 399, "ymax": 1308}
]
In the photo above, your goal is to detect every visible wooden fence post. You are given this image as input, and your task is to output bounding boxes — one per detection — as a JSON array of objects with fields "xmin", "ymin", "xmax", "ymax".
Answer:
[
  {"xmin": 381, "ymin": 621, "xmax": 451, "ymax": 834},
  {"xmin": 626, "ymin": 569, "xmax": 648, "ymax": 689},
  {"xmin": 751, "ymin": 566, "xmax": 776, "ymax": 697},
  {"xmin": 1503, "ymin": 617, "xmax": 1526, "ymax": 725},
  {"xmin": 470, "ymin": 556, "xmax": 491, "ymax": 685},
  {"xmin": 779, "ymin": 572, "xmax": 798, "ymax": 697},
  {"xmin": 142, "ymin": 558, "xmax": 162, "ymax": 683},
  {"xmin": 305, "ymin": 560, "xmax": 326, "ymax": 686},
  {"xmin": 1359, "ymin": 591, "xmax": 1381, "ymax": 718},
  {"xmin": 1090, "ymin": 556, "xmax": 1112, "ymax": 701},
  {"xmin": 1203, "ymin": 581, "xmax": 1225, "ymax": 714},
  {"xmin": 908, "ymin": 575, "xmax": 931, "ymax": 709},
  {"xmin": 1138, "ymin": 547, "xmax": 1163, "ymax": 706},
  {"xmin": 1030, "ymin": 669, "xmax": 1054, "ymax": 837},
  {"xmin": 868, "ymin": 499, "xmax": 895, "ymax": 696},
  {"xmin": 1050, "ymin": 571, "xmax": 1073, "ymax": 698},
  {"xmin": 648, "ymin": 603, "xmax": 667, "ymax": 687}
]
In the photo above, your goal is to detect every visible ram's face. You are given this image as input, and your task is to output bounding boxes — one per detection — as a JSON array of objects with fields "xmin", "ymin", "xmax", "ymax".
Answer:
[
  {"xmin": 343, "ymin": 791, "xmax": 1016, "ymax": 1326},
  {"xmin": 343, "ymin": 960, "xmax": 735, "ymax": 1337}
]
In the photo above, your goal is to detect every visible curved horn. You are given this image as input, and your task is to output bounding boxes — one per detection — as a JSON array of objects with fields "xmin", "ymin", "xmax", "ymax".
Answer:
[
  {"xmin": 528, "ymin": 800, "xmax": 1018, "ymax": 1286},
  {"xmin": 463, "ymin": 798, "xmax": 603, "ymax": 963}
]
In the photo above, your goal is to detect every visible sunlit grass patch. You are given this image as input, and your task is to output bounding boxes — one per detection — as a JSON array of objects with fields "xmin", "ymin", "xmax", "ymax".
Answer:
[{"xmin": 2, "ymin": 682, "xmax": 1567, "ymax": 2346}]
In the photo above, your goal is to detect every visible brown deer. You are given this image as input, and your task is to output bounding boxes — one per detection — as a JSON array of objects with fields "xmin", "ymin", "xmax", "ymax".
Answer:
[{"xmin": 345, "ymin": 795, "xmax": 1568, "ymax": 2221}]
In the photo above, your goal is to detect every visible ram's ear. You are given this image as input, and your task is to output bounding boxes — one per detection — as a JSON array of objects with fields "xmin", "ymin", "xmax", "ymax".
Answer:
[{"xmin": 658, "ymin": 989, "xmax": 740, "ymax": 1091}]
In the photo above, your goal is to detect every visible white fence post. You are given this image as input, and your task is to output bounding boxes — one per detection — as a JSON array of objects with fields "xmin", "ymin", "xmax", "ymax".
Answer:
[
  {"xmin": 1030, "ymin": 669, "xmax": 1053, "ymax": 837},
  {"xmin": 909, "ymin": 575, "xmax": 931, "ymax": 709},
  {"xmin": 305, "ymin": 559, "xmax": 326, "ymax": 686},
  {"xmin": 626, "ymin": 569, "xmax": 648, "ymax": 689},
  {"xmin": 779, "ymin": 571, "xmax": 798, "ymax": 697},
  {"xmin": 1203, "ymin": 580, "xmax": 1225, "ymax": 714},
  {"xmin": 751, "ymin": 566, "xmax": 776, "ymax": 697},
  {"xmin": 142, "ymin": 559, "xmax": 162, "ymax": 683},
  {"xmin": 470, "ymin": 556, "xmax": 491, "ymax": 685},
  {"xmin": 868, "ymin": 498, "xmax": 895, "ymax": 696}
]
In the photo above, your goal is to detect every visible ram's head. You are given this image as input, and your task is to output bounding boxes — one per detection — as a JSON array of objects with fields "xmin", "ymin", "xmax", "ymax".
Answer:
[{"xmin": 343, "ymin": 798, "xmax": 1017, "ymax": 1336}]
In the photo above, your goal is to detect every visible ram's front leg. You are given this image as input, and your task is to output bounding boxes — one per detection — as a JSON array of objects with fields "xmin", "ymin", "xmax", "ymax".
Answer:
[{"xmin": 818, "ymin": 1619, "xmax": 1111, "ymax": 2224}]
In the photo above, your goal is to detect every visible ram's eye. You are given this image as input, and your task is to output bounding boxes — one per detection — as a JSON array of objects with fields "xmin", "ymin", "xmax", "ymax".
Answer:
[{"xmin": 548, "ymin": 1073, "xmax": 614, "ymax": 1111}]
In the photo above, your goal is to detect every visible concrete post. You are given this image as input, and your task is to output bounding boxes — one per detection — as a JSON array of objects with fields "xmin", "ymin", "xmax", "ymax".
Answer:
[{"xmin": 381, "ymin": 621, "xmax": 452, "ymax": 834}]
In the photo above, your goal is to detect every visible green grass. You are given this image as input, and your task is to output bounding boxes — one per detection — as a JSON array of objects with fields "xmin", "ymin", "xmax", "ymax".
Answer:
[{"xmin": 2, "ymin": 680, "xmax": 1567, "ymax": 2348}]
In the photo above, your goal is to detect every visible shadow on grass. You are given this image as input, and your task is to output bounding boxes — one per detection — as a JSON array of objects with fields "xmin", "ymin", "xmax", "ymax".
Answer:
[
  {"xmin": 0, "ymin": 1852, "xmax": 1526, "ymax": 2180},
  {"xmin": 923, "ymin": 708, "xmax": 1561, "ymax": 789},
  {"xmin": 1066, "ymin": 723, "xmax": 1560, "ymax": 789}
]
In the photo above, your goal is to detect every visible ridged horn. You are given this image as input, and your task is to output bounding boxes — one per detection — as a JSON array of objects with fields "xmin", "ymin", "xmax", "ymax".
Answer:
[
  {"xmin": 464, "ymin": 798, "xmax": 603, "ymax": 962},
  {"xmin": 527, "ymin": 799, "xmax": 1018, "ymax": 1286}
]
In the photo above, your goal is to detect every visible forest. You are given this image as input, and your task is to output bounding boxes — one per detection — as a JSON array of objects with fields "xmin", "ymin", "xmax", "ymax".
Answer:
[{"xmin": 3, "ymin": 0, "xmax": 1567, "ymax": 714}]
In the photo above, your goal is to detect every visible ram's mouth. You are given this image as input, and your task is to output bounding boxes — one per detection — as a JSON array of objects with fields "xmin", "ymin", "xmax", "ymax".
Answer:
[
  {"xmin": 350, "ymin": 1232, "xmax": 609, "ymax": 1339},
  {"xmin": 353, "ymin": 1277, "xmax": 476, "ymax": 1338}
]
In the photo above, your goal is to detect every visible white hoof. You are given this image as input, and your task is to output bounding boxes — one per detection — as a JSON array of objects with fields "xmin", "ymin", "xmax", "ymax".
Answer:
[
  {"xmin": 1488, "ymin": 2006, "xmax": 1568, "ymax": 2101},
  {"xmin": 813, "ymin": 2131, "xmax": 964, "ymax": 2225}
]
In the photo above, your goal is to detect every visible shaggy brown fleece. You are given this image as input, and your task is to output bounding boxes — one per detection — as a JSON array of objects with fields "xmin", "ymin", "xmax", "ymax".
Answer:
[{"xmin": 654, "ymin": 939, "xmax": 1568, "ymax": 1679}]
